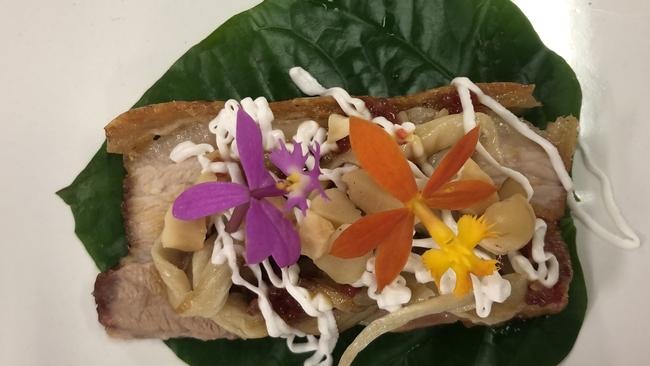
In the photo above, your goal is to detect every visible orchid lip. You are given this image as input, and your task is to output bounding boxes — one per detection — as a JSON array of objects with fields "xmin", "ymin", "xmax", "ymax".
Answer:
[{"xmin": 268, "ymin": 139, "xmax": 325, "ymax": 213}]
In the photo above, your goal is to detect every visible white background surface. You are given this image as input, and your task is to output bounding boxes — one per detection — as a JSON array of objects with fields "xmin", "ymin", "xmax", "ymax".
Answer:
[{"xmin": 0, "ymin": 0, "xmax": 648, "ymax": 365}]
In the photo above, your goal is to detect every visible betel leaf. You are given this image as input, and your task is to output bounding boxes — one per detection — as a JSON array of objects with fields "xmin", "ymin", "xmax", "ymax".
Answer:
[
  {"xmin": 56, "ymin": 142, "xmax": 127, "ymax": 271},
  {"xmin": 58, "ymin": 0, "xmax": 587, "ymax": 365}
]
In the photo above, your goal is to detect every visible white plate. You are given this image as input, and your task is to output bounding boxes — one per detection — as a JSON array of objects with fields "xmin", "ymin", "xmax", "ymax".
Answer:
[{"xmin": 1, "ymin": 0, "xmax": 648, "ymax": 365}]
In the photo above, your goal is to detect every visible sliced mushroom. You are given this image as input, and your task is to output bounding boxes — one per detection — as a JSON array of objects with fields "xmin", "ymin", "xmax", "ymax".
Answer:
[
  {"xmin": 311, "ymin": 188, "xmax": 362, "ymax": 227},
  {"xmin": 457, "ymin": 158, "xmax": 499, "ymax": 215},
  {"xmin": 315, "ymin": 254, "xmax": 370, "ymax": 285},
  {"xmin": 195, "ymin": 171, "xmax": 219, "ymax": 184},
  {"xmin": 404, "ymin": 274, "xmax": 436, "ymax": 304},
  {"xmin": 322, "ymin": 150, "xmax": 359, "ymax": 170},
  {"xmin": 299, "ymin": 210, "xmax": 336, "ymax": 260},
  {"xmin": 314, "ymin": 226, "xmax": 371, "ymax": 285},
  {"xmin": 211, "ymin": 292, "xmax": 268, "ymax": 339},
  {"xmin": 161, "ymin": 171, "xmax": 218, "ymax": 252},
  {"xmin": 410, "ymin": 112, "xmax": 502, "ymax": 160},
  {"xmin": 498, "ymin": 177, "xmax": 528, "ymax": 200},
  {"xmin": 398, "ymin": 106, "xmax": 449, "ymax": 124},
  {"xmin": 327, "ymin": 113, "xmax": 350, "ymax": 143},
  {"xmin": 342, "ymin": 169, "xmax": 402, "ymax": 214},
  {"xmin": 479, "ymin": 195, "xmax": 536, "ymax": 255},
  {"xmin": 413, "ymin": 113, "xmax": 465, "ymax": 156},
  {"xmin": 161, "ymin": 208, "xmax": 208, "ymax": 252}
]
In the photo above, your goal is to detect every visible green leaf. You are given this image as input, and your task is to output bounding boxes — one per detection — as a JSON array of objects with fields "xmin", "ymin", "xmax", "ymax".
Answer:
[
  {"xmin": 59, "ymin": 0, "xmax": 587, "ymax": 365},
  {"xmin": 56, "ymin": 142, "xmax": 127, "ymax": 271}
]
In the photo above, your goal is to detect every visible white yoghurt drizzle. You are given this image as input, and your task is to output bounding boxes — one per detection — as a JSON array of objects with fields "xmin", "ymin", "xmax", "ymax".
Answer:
[
  {"xmin": 289, "ymin": 67, "xmax": 371, "ymax": 120},
  {"xmin": 291, "ymin": 120, "xmax": 338, "ymax": 170},
  {"xmin": 211, "ymin": 213, "xmax": 337, "ymax": 366},
  {"xmin": 320, "ymin": 164, "xmax": 358, "ymax": 191},
  {"xmin": 508, "ymin": 219, "xmax": 559, "ymax": 287},
  {"xmin": 352, "ymin": 253, "xmax": 433, "ymax": 312},
  {"xmin": 470, "ymin": 273, "xmax": 512, "ymax": 317},
  {"xmin": 373, "ymin": 115, "xmax": 416, "ymax": 138},
  {"xmin": 568, "ymin": 143, "xmax": 640, "ymax": 248},
  {"xmin": 169, "ymin": 141, "xmax": 213, "ymax": 164},
  {"xmin": 208, "ymin": 97, "xmax": 286, "ymax": 160},
  {"xmin": 437, "ymin": 264, "xmax": 511, "ymax": 318},
  {"xmin": 263, "ymin": 262, "xmax": 339, "ymax": 366},
  {"xmin": 470, "ymin": 248, "xmax": 512, "ymax": 317},
  {"xmin": 169, "ymin": 141, "xmax": 245, "ymax": 183},
  {"xmin": 452, "ymin": 76, "xmax": 640, "ymax": 249}
]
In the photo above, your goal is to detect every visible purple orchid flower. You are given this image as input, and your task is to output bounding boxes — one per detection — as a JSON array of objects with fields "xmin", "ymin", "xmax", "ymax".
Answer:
[
  {"xmin": 269, "ymin": 141, "xmax": 327, "ymax": 214},
  {"xmin": 172, "ymin": 109, "xmax": 300, "ymax": 268}
]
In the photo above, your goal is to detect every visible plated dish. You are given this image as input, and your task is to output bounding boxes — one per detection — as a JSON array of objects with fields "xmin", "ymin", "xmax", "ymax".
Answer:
[
  {"xmin": 58, "ymin": 0, "xmax": 640, "ymax": 365},
  {"xmin": 96, "ymin": 68, "xmax": 579, "ymax": 365}
]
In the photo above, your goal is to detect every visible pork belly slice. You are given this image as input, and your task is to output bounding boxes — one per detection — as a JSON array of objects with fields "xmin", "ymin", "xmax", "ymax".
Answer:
[
  {"xmin": 95, "ymin": 262, "xmax": 235, "ymax": 340},
  {"xmin": 94, "ymin": 83, "xmax": 575, "ymax": 340}
]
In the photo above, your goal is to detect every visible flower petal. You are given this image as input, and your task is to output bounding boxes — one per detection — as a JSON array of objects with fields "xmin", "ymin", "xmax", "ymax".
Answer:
[
  {"xmin": 349, "ymin": 117, "xmax": 417, "ymax": 203},
  {"xmin": 471, "ymin": 257, "xmax": 498, "ymax": 277},
  {"xmin": 456, "ymin": 215, "xmax": 492, "ymax": 248},
  {"xmin": 423, "ymin": 180, "xmax": 496, "ymax": 210},
  {"xmin": 330, "ymin": 208, "xmax": 411, "ymax": 258},
  {"xmin": 236, "ymin": 109, "xmax": 276, "ymax": 190},
  {"xmin": 245, "ymin": 198, "xmax": 300, "ymax": 267},
  {"xmin": 410, "ymin": 200, "xmax": 455, "ymax": 247},
  {"xmin": 421, "ymin": 248, "xmax": 452, "ymax": 284},
  {"xmin": 453, "ymin": 267, "xmax": 472, "ymax": 297},
  {"xmin": 275, "ymin": 142, "xmax": 327, "ymax": 214},
  {"xmin": 454, "ymin": 258, "xmax": 497, "ymax": 297},
  {"xmin": 374, "ymin": 213, "xmax": 416, "ymax": 291},
  {"xmin": 269, "ymin": 139, "xmax": 308, "ymax": 177},
  {"xmin": 172, "ymin": 182, "xmax": 250, "ymax": 220},
  {"xmin": 423, "ymin": 126, "xmax": 480, "ymax": 197}
]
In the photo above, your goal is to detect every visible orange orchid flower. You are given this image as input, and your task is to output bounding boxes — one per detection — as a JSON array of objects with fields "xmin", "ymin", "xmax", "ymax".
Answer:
[{"xmin": 330, "ymin": 116, "xmax": 498, "ymax": 294}]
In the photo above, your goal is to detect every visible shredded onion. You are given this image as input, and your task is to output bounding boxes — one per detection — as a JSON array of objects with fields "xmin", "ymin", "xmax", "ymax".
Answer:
[{"xmin": 338, "ymin": 294, "xmax": 474, "ymax": 366}]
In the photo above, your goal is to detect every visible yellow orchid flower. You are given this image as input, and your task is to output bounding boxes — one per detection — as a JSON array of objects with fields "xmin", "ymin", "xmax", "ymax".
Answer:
[{"xmin": 420, "ymin": 214, "xmax": 498, "ymax": 297}]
